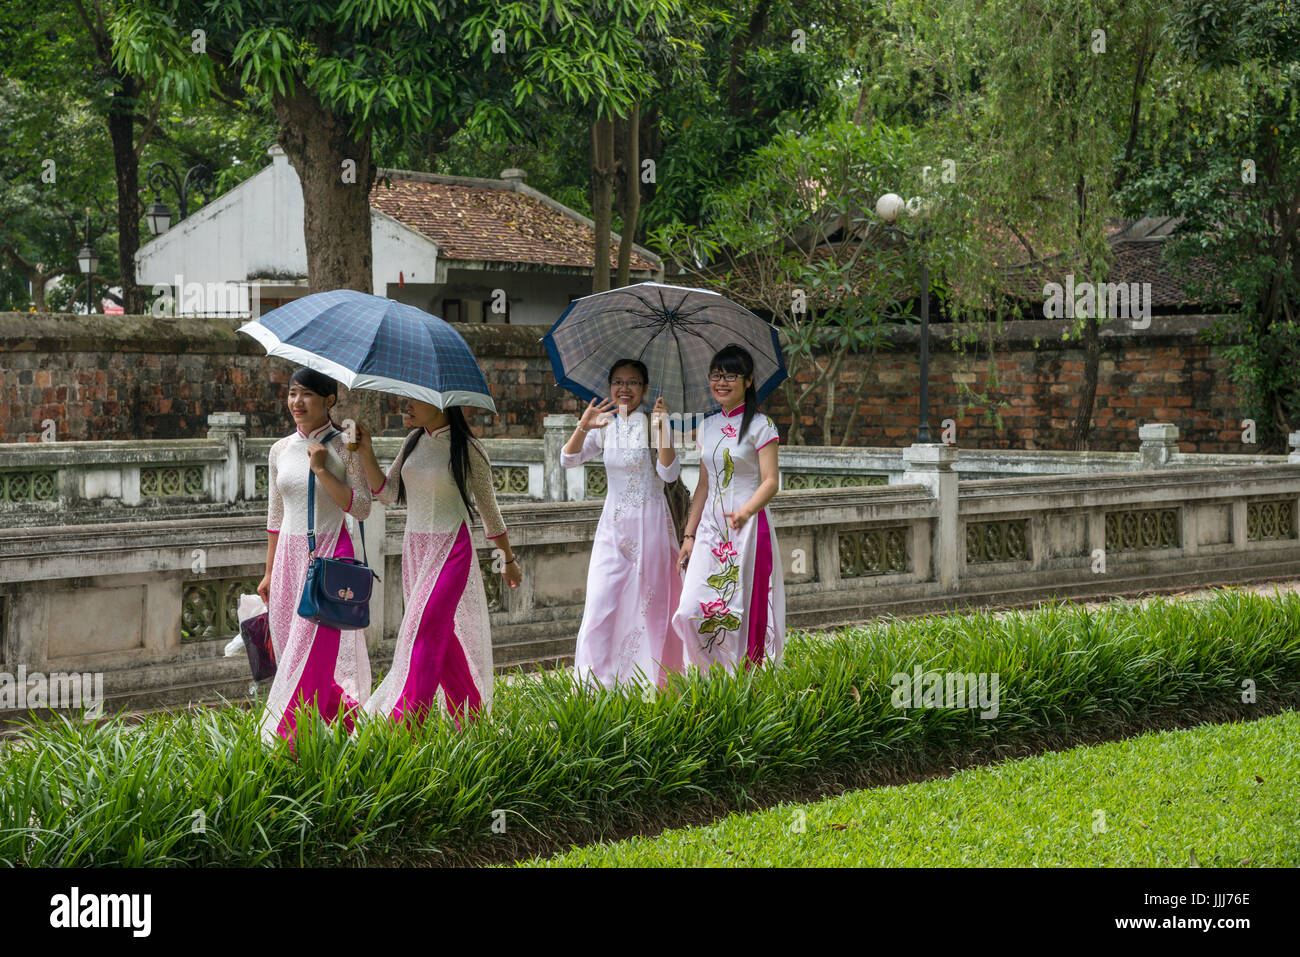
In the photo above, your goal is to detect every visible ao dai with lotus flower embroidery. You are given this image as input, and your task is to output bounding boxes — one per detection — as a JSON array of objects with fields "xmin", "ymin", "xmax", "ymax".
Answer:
[{"xmin": 672, "ymin": 405, "xmax": 785, "ymax": 673}]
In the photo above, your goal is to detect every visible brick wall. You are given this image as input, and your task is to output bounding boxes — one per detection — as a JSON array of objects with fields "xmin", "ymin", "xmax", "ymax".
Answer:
[
  {"xmin": 0, "ymin": 312, "xmax": 1247, "ymax": 451},
  {"xmin": 765, "ymin": 315, "xmax": 1245, "ymax": 452}
]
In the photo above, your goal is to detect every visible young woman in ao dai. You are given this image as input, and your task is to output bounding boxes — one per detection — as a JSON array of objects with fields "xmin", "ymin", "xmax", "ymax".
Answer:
[
  {"xmin": 562, "ymin": 390, "xmax": 685, "ymax": 689},
  {"xmin": 673, "ymin": 404, "xmax": 785, "ymax": 673},
  {"xmin": 260, "ymin": 420, "xmax": 373, "ymax": 744},
  {"xmin": 361, "ymin": 424, "xmax": 511, "ymax": 724}
]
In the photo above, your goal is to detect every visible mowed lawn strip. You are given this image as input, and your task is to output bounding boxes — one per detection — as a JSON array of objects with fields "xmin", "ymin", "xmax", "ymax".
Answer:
[{"xmin": 527, "ymin": 710, "xmax": 1300, "ymax": 867}]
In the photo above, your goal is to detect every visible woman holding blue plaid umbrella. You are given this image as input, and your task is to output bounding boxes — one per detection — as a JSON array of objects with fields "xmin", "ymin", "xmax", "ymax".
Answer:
[
  {"xmin": 353, "ymin": 401, "xmax": 520, "ymax": 726},
  {"xmin": 241, "ymin": 289, "xmax": 511, "ymax": 728}
]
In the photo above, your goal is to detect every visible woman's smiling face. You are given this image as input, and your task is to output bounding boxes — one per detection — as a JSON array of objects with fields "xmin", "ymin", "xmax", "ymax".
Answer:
[
  {"xmin": 287, "ymin": 382, "xmax": 333, "ymax": 429},
  {"xmin": 609, "ymin": 364, "xmax": 646, "ymax": 413},
  {"xmin": 709, "ymin": 367, "xmax": 750, "ymax": 408},
  {"xmin": 401, "ymin": 399, "xmax": 441, "ymax": 430}
]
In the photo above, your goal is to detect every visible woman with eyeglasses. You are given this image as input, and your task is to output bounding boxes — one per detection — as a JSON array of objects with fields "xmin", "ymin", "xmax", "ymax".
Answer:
[
  {"xmin": 560, "ymin": 359, "xmax": 686, "ymax": 689},
  {"xmin": 672, "ymin": 344, "xmax": 785, "ymax": 674}
]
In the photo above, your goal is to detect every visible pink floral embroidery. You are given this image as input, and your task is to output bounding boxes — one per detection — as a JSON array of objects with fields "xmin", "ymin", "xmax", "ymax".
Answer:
[
  {"xmin": 700, "ymin": 599, "xmax": 730, "ymax": 619},
  {"xmin": 721, "ymin": 424, "xmax": 738, "ymax": 438},
  {"xmin": 711, "ymin": 540, "xmax": 737, "ymax": 562}
]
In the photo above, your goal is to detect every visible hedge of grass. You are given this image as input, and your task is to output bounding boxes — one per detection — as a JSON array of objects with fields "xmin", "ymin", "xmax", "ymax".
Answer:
[
  {"xmin": 528, "ymin": 710, "xmax": 1300, "ymax": 867},
  {"xmin": 0, "ymin": 590, "xmax": 1297, "ymax": 866}
]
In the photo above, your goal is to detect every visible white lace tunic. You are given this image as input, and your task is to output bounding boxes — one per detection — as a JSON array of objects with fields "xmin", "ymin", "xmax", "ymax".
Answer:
[{"xmin": 362, "ymin": 426, "xmax": 507, "ymax": 720}]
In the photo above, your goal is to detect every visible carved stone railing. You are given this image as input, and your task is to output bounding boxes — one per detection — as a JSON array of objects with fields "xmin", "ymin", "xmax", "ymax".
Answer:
[
  {"xmin": 4, "ymin": 415, "xmax": 1297, "ymax": 520},
  {"xmin": 1, "ymin": 436, "xmax": 1298, "ymax": 713}
]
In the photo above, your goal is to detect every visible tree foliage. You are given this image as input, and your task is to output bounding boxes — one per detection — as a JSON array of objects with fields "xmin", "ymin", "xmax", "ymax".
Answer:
[
  {"xmin": 653, "ymin": 115, "xmax": 915, "ymax": 444},
  {"xmin": 1122, "ymin": 0, "xmax": 1300, "ymax": 448}
]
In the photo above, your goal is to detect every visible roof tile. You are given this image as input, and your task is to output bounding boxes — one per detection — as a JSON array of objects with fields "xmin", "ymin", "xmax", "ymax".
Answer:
[{"xmin": 370, "ymin": 179, "xmax": 657, "ymax": 272}]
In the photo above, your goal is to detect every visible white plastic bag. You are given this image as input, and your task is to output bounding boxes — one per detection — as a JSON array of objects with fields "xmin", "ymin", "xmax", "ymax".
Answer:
[
  {"xmin": 225, "ymin": 593, "xmax": 268, "ymax": 656},
  {"xmin": 237, "ymin": 593, "xmax": 267, "ymax": 623}
]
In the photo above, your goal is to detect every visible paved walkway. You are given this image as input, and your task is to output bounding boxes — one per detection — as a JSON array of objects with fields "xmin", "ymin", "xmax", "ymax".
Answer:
[{"xmin": 1072, "ymin": 578, "xmax": 1300, "ymax": 612}]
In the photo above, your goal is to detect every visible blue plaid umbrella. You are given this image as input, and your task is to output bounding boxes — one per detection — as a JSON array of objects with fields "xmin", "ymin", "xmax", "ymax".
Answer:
[
  {"xmin": 239, "ymin": 290, "xmax": 495, "ymax": 412},
  {"xmin": 542, "ymin": 281, "xmax": 786, "ymax": 415}
]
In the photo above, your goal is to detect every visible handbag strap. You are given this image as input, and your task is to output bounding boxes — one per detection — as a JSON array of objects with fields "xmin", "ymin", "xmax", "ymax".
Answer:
[{"xmin": 306, "ymin": 429, "xmax": 369, "ymax": 566}]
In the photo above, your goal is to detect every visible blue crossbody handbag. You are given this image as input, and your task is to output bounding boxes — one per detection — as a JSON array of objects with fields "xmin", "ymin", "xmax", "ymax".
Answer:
[{"xmin": 296, "ymin": 431, "xmax": 379, "ymax": 630}]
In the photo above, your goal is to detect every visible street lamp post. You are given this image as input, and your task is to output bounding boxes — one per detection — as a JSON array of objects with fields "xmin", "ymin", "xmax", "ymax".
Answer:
[
  {"xmin": 76, "ymin": 210, "xmax": 99, "ymax": 315},
  {"xmin": 144, "ymin": 162, "xmax": 214, "ymax": 235},
  {"xmin": 876, "ymin": 192, "xmax": 932, "ymax": 444}
]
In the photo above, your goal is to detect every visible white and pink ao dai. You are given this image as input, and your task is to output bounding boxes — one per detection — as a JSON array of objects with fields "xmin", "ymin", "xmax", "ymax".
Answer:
[
  {"xmin": 260, "ymin": 421, "xmax": 373, "ymax": 745},
  {"xmin": 672, "ymin": 404, "xmax": 785, "ymax": 673},
  {"xmin": 363, "ymin": 426, "xmax": 505, "ymax": 725}
]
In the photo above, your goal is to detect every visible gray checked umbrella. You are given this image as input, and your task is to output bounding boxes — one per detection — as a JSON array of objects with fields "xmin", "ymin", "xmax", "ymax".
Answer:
[
  {"xmin": 239, "ymin": 290, "xmax": 495, "ymax": 412},
  {"xmin": 542, "ymin": 281, "xmax": 786, "ymax": 415}
]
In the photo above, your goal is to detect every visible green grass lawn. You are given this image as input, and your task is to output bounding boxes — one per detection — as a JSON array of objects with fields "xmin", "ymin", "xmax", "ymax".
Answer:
[
  {"xmin": 526, "ymin": 709, "xmax": 1300, "ymax": 867},
  {"xmin": 3, "ymin": 590, "xmax": 1297, "ymax": 866}
]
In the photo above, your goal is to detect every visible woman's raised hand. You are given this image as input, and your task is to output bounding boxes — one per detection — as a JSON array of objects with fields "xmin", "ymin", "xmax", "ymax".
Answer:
[
  {"xmin": 353, "ymin": 423, "xmax": 374, "ymax": 455},
  {"xmin": 579, "ymin": 396, "xmax": 615, "ymax": 431},
  {"xmin": 651, "ymin": 395, "xmax": 671, "ymax": 445},
  {"xmin": 306, "ymin": 442, "xmax": 328, "ymax": 473}
]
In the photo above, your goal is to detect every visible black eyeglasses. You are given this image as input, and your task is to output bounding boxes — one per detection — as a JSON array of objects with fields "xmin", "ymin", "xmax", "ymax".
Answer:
[{"xmin": 708, "ymin": 372, "xmax": 740, "ymax": 383}]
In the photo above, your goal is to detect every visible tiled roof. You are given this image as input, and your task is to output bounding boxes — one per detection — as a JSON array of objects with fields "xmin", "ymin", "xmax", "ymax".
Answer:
[
  {"xmin": 664, "ymin": 234, "xmax": 1236, "ymax": 311},
  {"xmin": 369, "ymin": 178, "xmax": 658, "ymax": 272},
  {"xmin": 999, "ymin": 240, "xmax": 1238, "ymax": 309}
]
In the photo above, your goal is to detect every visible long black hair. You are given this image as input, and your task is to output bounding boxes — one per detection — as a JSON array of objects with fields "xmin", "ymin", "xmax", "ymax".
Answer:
[
  {"xmin": 395, "ymin": 406, "xmax": 478, "ymax": 519},
  {"xmin": 710, "ymin": 343, "xmax": 758, "ymax": 439},
  {"xmin": 289, "ymin": 367, "xmax": 340, "ymax": 426}
]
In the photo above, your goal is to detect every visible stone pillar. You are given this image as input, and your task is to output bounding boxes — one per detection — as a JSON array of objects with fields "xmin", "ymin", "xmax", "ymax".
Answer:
[
  {"xmin": 1289, "ymin": 431, "xmax": 1300, "ymax": 464},
  {"xmin": 902, "ymin": 443, "xmax": 959, "ymax": 591},
  {"xmin": 543, "ymin": 414, "xmax": 577, "ymax": 502},
  {"xmin": 1138, "ymin": 422, "xmax": 1178, "ymax": 469},
  {"xmin": 206, "ymin": 412, "xmax": 247, "ymax": 503}
]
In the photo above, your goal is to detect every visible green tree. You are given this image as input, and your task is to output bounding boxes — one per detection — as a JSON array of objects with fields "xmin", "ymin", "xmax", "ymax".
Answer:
[
  {"xmin": 112, "ymin": 0, "xmax": 674, "ymax": 295},
  {"xmin": 653, "ymin": 115, "xmax": 914, "ymax": 444},
  {"xmin": 1122, "ymin": 0, "xmax": 1300, "ymax": 448},
  {"xmin": 894, "ymin": 0, "xmax": 1170, "ymax": 448},
  {"xmin": 640, "ymin": 0, "xmax": 874, "ymax": 239},
  {"xmin": 0, "ymin": 76, "xmax": 117, "ymax": 312}
]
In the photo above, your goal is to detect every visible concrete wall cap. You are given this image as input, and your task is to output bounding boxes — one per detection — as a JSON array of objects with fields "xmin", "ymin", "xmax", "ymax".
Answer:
[
  {"xmin": 206, "ymin": 412, "xmax": 248, "ymax": 428},
  {"xmin": 902, "ymin": 443, "xmax": 959, "ymax": 467},
  {"xmin": 1138, "ymin": 422, "xmax": 1179, "ymax": 441}
]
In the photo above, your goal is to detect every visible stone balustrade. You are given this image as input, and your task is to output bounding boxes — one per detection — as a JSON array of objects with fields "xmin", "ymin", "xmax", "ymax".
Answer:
[
  {"xmin": 3, "ymin": 414, "xmax": 1297, "ymax": 519},
  {"xmin": 1, "ymin": 416, "xmax": 1298, "ymax": 715}
]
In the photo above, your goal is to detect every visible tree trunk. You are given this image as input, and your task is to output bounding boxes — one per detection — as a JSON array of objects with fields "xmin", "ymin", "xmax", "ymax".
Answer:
[
  {"xmin": 273, "ymin": 86, "xmax": 378, "ymax": 427},
  {"xmin": 1071, "ymin": 313, "xmax": 1100, "ymax": 450},
  {"xmin": 108, "ymin": 73, "xmax": 146, "ymax": 314},
  {"xmin": 780, "ymin": 376, "xmax": 804, "ymax": 445},
  {"xmin": 1069, "ymin": 173, "xmax": 1099, "ymax": 450},
  {"xmin": 590, "ymin": 116, "xmax": 615, "ymax": 293},
  {"xmin": 821, "ymin": 353, "xmax": 843, "ymax": 445},
  {"xmin": 273, "ymin": 86, "xmax": 375, "ymax": 293},
  {"xmin": 616, "ymin": 102, "xmax": 641, "ymax": 288}
]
